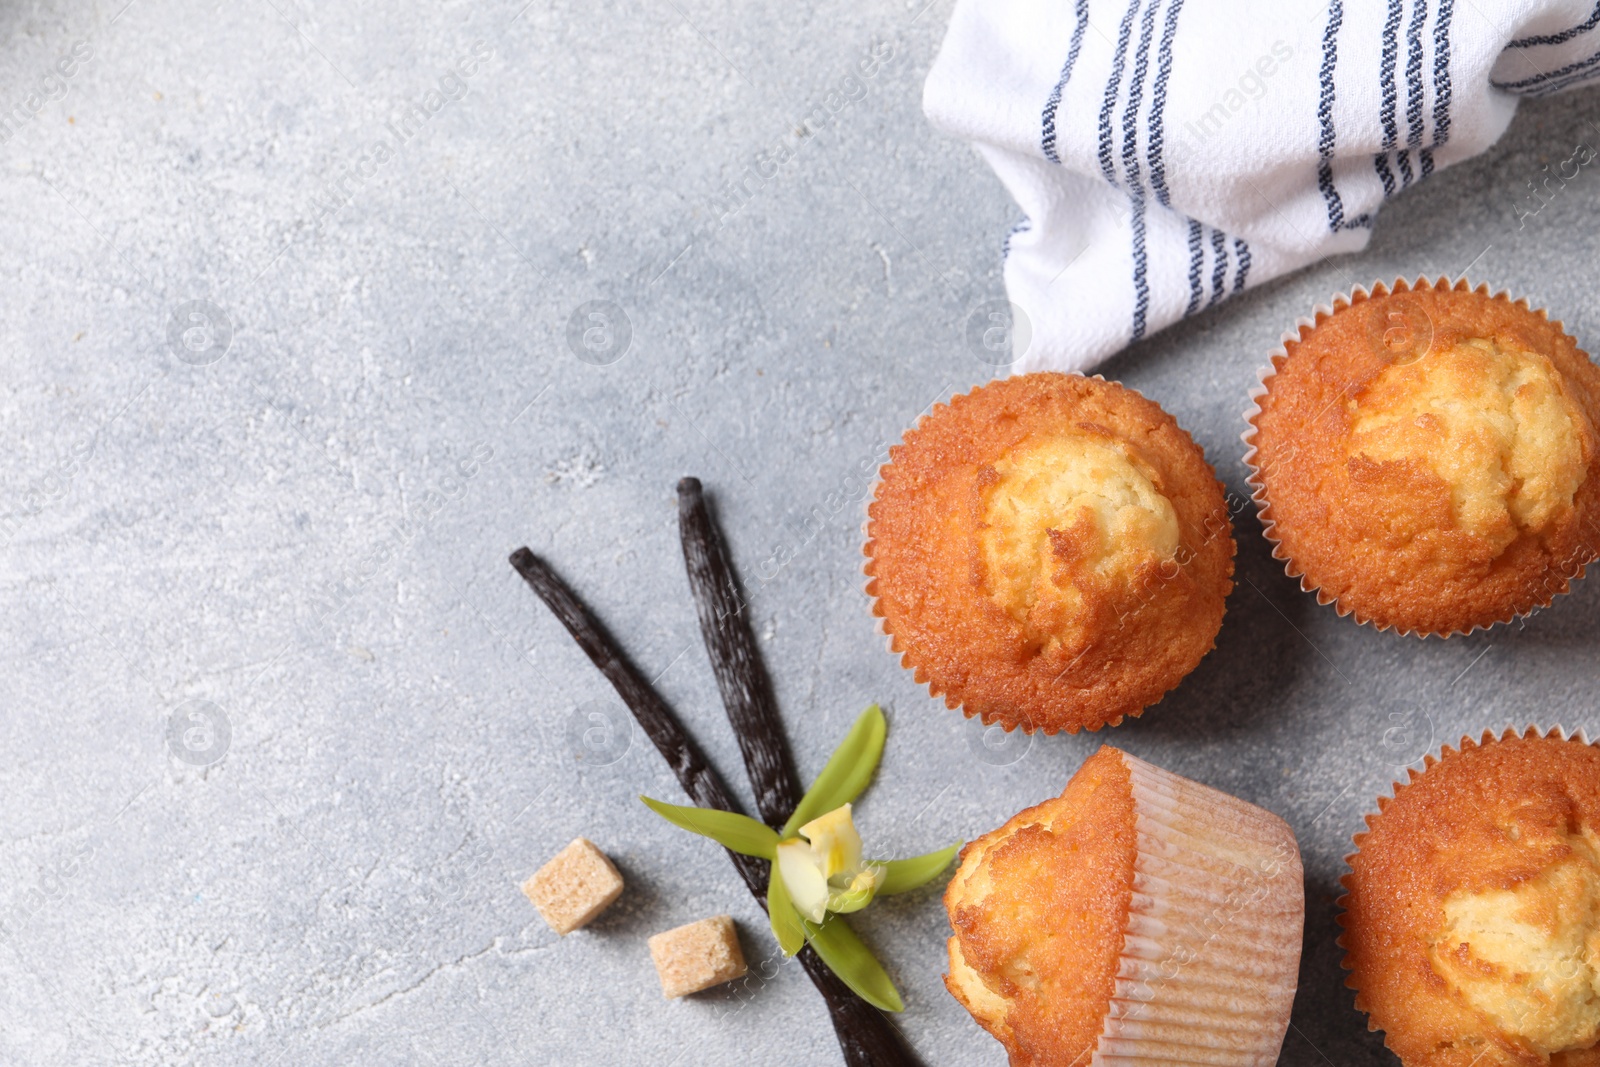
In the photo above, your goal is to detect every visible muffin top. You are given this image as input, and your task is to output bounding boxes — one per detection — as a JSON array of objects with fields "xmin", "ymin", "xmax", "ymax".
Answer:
[
  {"xmin": 977, "ymin": 432, "xmax": 1181, "ymax": 644},
  {"xmin": 944, "ymin": 745, "xmax": 1135, "ymax": 1066},
  {"xmin": 1248, "ymin": 280, "xmax": 1600, "ymax": 635},
  {"xmin": 1342, "ymin": 729, "xmax": 1600, "ymax": 1067},
  {"xmin": 866, "ymin": 373, "xmax": 1234, "ymax": 733}
]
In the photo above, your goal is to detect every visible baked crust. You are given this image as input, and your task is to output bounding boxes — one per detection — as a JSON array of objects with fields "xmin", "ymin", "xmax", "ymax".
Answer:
[
  {"xmin": 1247, "ymin": 279, "xmax": 1600, "ymax": 636},
  {"xmin": 1341, "ymin": 728, "xmax": 1600, "ymax": 1067},
  {"xmin": 944, "ymin": 746, "xmax": 1136, "ymax": 1066},
  {"xmin": 864, "ymin": 373, "xmax": 1234, "ymax": 734}
]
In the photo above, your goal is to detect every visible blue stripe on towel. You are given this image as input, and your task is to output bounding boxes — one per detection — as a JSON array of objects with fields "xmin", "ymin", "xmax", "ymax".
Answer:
[
  {"xmin": 1148, "ymin": 0, "xmax": 1187, "ymax": 207},
  {"xmin": 1129, "ymin": 196, "xmax": 1150, "ymax": 340},
  {"xmin": 1316, "ymin": 0, "xmax": 1347, "ymax": 230},
  {"xmin": 1232, "ymin": 238, "xmax": 1251, "ymax": 294},
  {"xmin": 1373, "ymin": 0, "xmax": 1403, "ymax": 196},
  {"xmin": 1098, "ymin": 0, "xmax": 1143, "ymax": 186},
  {"xmin": 1509, "ymin": 2, "xmax": 1600, "ymax": 48},
  {"xmin": 1122, "ymin": 0, "xmax": 1161, "ymax": 341},
  {"xmin": 1001, "ymin": 216, "xmax": 1032, "ymax": 260},
  {"xmin": 1207, "ymin": 227, "xmax": 1227, "ymax": 308},
  {"xmin": 1184, "ymin": 219, "xmax": 1204, "ymax": 316},
  {"xmin": 1502, "ymin": 49, "xmax": 1600, "ymax": 94},
  {"xmin": 1421, "ymin": 0, "xmax": 1453, "ymax": 176},
  {"xmin": 1041, "ymin": 0, "xmax": 1091, "ymax": 164},
  {"xmin": 1374, "ymin": 153, "xmax": 1397, "ymax": 194},
  {"xmin": 1402, "ymin": 0, "xmax": 1428, "ymax": 188},
  {"xmin": 1492, "ymin": 44, "xmax": 1600, "ymax": 91}
]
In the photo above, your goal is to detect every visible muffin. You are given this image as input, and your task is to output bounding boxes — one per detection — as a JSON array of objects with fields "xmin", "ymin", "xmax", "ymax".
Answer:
[
  {"xmin": 865, "ymin": 373, "xmax": 1235, "ymax": 734},
  {"xmin": 1341, "ymin": 727, "xmax": 1600, "ymax": 1067},
  {"xmin": 1245, "ymin": 279, "xmax": 1600, "ymax": 636},
  {"xmin": 945, "ymin": 745, "xmax": 1304, "ymax": 1067}
]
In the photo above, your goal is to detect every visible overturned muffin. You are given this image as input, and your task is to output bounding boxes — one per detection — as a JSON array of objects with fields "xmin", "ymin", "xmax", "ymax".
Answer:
[
  {"xmin": 1247, "ymin": 279, "xmax": 1600, "ymax": 635},
  {"xmin": 866, "ymin": 373, "xmax": 1234, "ymax": 734},
  {"xmin": 1342, "ymin": 728, "xmax": 1600, "ymax": 1067},
  {"xmin": 945, "ymin": 746, "xmax": 1303, "ymax": 1067}
]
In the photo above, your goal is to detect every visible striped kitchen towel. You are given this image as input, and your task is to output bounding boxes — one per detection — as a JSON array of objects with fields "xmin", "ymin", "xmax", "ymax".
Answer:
[{"xmin": 925, "ymin": 0, "xmax": 1600, "ymax": 373}]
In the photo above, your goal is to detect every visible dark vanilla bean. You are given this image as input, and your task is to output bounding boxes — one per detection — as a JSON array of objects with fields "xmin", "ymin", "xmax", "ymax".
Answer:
[
  {"xmin": 510, "ymin": 548, "xmax": 766, "ymax": 890},
  {"xmin": 509, "ymin": 547, "xmax": 922, "ymax": 1067},
  {"xmin": 676, "ymin": 477, "xmax": 801, "ymax": 827}
]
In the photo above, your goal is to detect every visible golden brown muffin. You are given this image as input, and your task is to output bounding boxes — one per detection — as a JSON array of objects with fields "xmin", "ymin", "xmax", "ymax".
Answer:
[
  {"xmin": 946, "ymin": 745, "xmax": 1304, "ymax": 1067},
  {"xmin": 865, "ymin": 373, "xmax": 1235, "ymax": 734},
  {"xmin": 1246, "ymin": 279, "xmax": 1600, "ymax": 636},
  {"xmin": 1340, "ymin": 728, "xmax": 1600, "ymax": 1067},
  {"xmin": 945, "ymin": 746, "xmax": 1136, "ymax": 1061}
]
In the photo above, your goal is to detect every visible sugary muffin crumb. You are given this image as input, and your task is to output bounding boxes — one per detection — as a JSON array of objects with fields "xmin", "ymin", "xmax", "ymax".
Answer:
[
  {"xmin": 1349, "ymin": 337, "xmax": 1586, "ymax": 554},
  {"xmin": 648, "ymin": 915, "xmax": 747, "ymax": 999},
  {"xmin": 944, "ymin": 747, "xmax": 1136, "ymax": 1062},
  {"xmin": 1343, "ymin": 730, "xmax": 1600, "ymax": 1067},
  {"xmin": 522, "ymin": 838, "xmax": 624, "ymax": 935},
  {"xmin": 1429, "ymin": 826, "xmax": 1600, "ymax": 1055},
  {"xmin": 977, "ymin": 433, "xmax": 1180, "ymax": 653}
]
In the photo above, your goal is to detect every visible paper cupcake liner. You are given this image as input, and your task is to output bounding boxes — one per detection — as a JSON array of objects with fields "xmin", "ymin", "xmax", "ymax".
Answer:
[
  {"xmin": 861, "ymin": 383, "xmax": 977, "ymax": 712},
  {"xmin": 1094, "ymin": 753, "xmax": 1304, "ymax": 1067},
  {"xmin": 1334, "ymin": 724, "xmax": 1594, "ymax": 1043},
  {"xmin": 862, "ymin": 377, "xmax": 1073, "ymax": 733},
  {"xmin": 1240, "ymin": 276, "xmax": 1589, "ymax": 638}
]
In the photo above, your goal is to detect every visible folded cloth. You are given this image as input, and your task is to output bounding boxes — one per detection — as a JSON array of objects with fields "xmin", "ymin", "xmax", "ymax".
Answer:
[{"xmin": 925, "ymin": 0, "xmax": 1600, "ymax": 373}]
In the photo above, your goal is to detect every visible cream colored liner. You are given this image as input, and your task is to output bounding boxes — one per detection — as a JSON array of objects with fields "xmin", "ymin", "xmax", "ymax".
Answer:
[
  {"xmin": 1239, "ymin": 277, "xmax": 1577, "ymax": 638},
  {"xmin": 1092, "ymin": 752, "xmax": 1304, "ymax": 1067}
]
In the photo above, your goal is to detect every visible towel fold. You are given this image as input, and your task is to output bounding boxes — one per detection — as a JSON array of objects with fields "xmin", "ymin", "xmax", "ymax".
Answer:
[{"xmin": 924, "ymin": 0, "xmax": 1600, "ymax": 372}]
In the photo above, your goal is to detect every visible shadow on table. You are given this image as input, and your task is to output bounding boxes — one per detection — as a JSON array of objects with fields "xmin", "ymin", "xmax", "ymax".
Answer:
[
  {"xmin": 1131, "ymin": 501, "xmax": 1315, "ymax": 744},
  {"xmin": 1286, "ymin": 867, "xmax": 1395, "ymax": 1067}
]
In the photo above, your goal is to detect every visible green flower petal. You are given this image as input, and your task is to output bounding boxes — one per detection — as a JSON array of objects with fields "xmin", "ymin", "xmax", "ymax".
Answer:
[
  {"xmin": 640, "ymin": 796, "xmax": 779, "ymax": 859},
  {"xmin": 767, "ymin": 862, "xmax": 807, "ymax": 956},
  {"xmin": 782, "ymin": 705, "xmax": 886, "ymax": 838},
  {"xmin": 825, "ymin": 873, "xmax": 881, "ymax": 915},
  {"xmin": 804, "ymin": 914, "xmax": 904, "ymax": 1012},
  {"xmin": 874, "ymin": 842, "xmax": 963, "ymax": 896}
]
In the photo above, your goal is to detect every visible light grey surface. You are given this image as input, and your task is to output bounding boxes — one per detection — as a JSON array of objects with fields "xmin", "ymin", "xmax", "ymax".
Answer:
[{"xmin": 2, "ymin": 1, "xmax": 1598, "ymax": 1064}]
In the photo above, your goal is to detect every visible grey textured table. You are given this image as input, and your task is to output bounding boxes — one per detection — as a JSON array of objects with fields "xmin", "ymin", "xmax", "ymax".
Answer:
[{"xmin": 2, "ymin": 1, "xmax": 1598, "ymax": 1063}]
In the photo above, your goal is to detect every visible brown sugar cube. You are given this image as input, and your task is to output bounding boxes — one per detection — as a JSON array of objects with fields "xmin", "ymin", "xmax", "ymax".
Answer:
[
  {"xmin": 647, "ymin": 914, "xmax": 748, "ymax": 998},
  {"xmin": 521, "ymin": 838, "xmax": 624, "ymax": 935}
]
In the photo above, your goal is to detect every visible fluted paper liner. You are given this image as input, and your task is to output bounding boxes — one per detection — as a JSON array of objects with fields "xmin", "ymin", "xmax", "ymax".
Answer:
[
  {"xmin": 1092, "ymin": 753, "xmax": 1304, "ymax": 1067},
  {"xmin": 1240, "ymin": 276, "xmax": 1588, "ymax": 638}
]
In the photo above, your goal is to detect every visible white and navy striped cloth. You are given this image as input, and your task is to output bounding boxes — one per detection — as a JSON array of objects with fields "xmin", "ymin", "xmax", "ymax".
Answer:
[{"xmin": 925, "ymin": 0, "xmax": 1600, "ymax": 373}]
